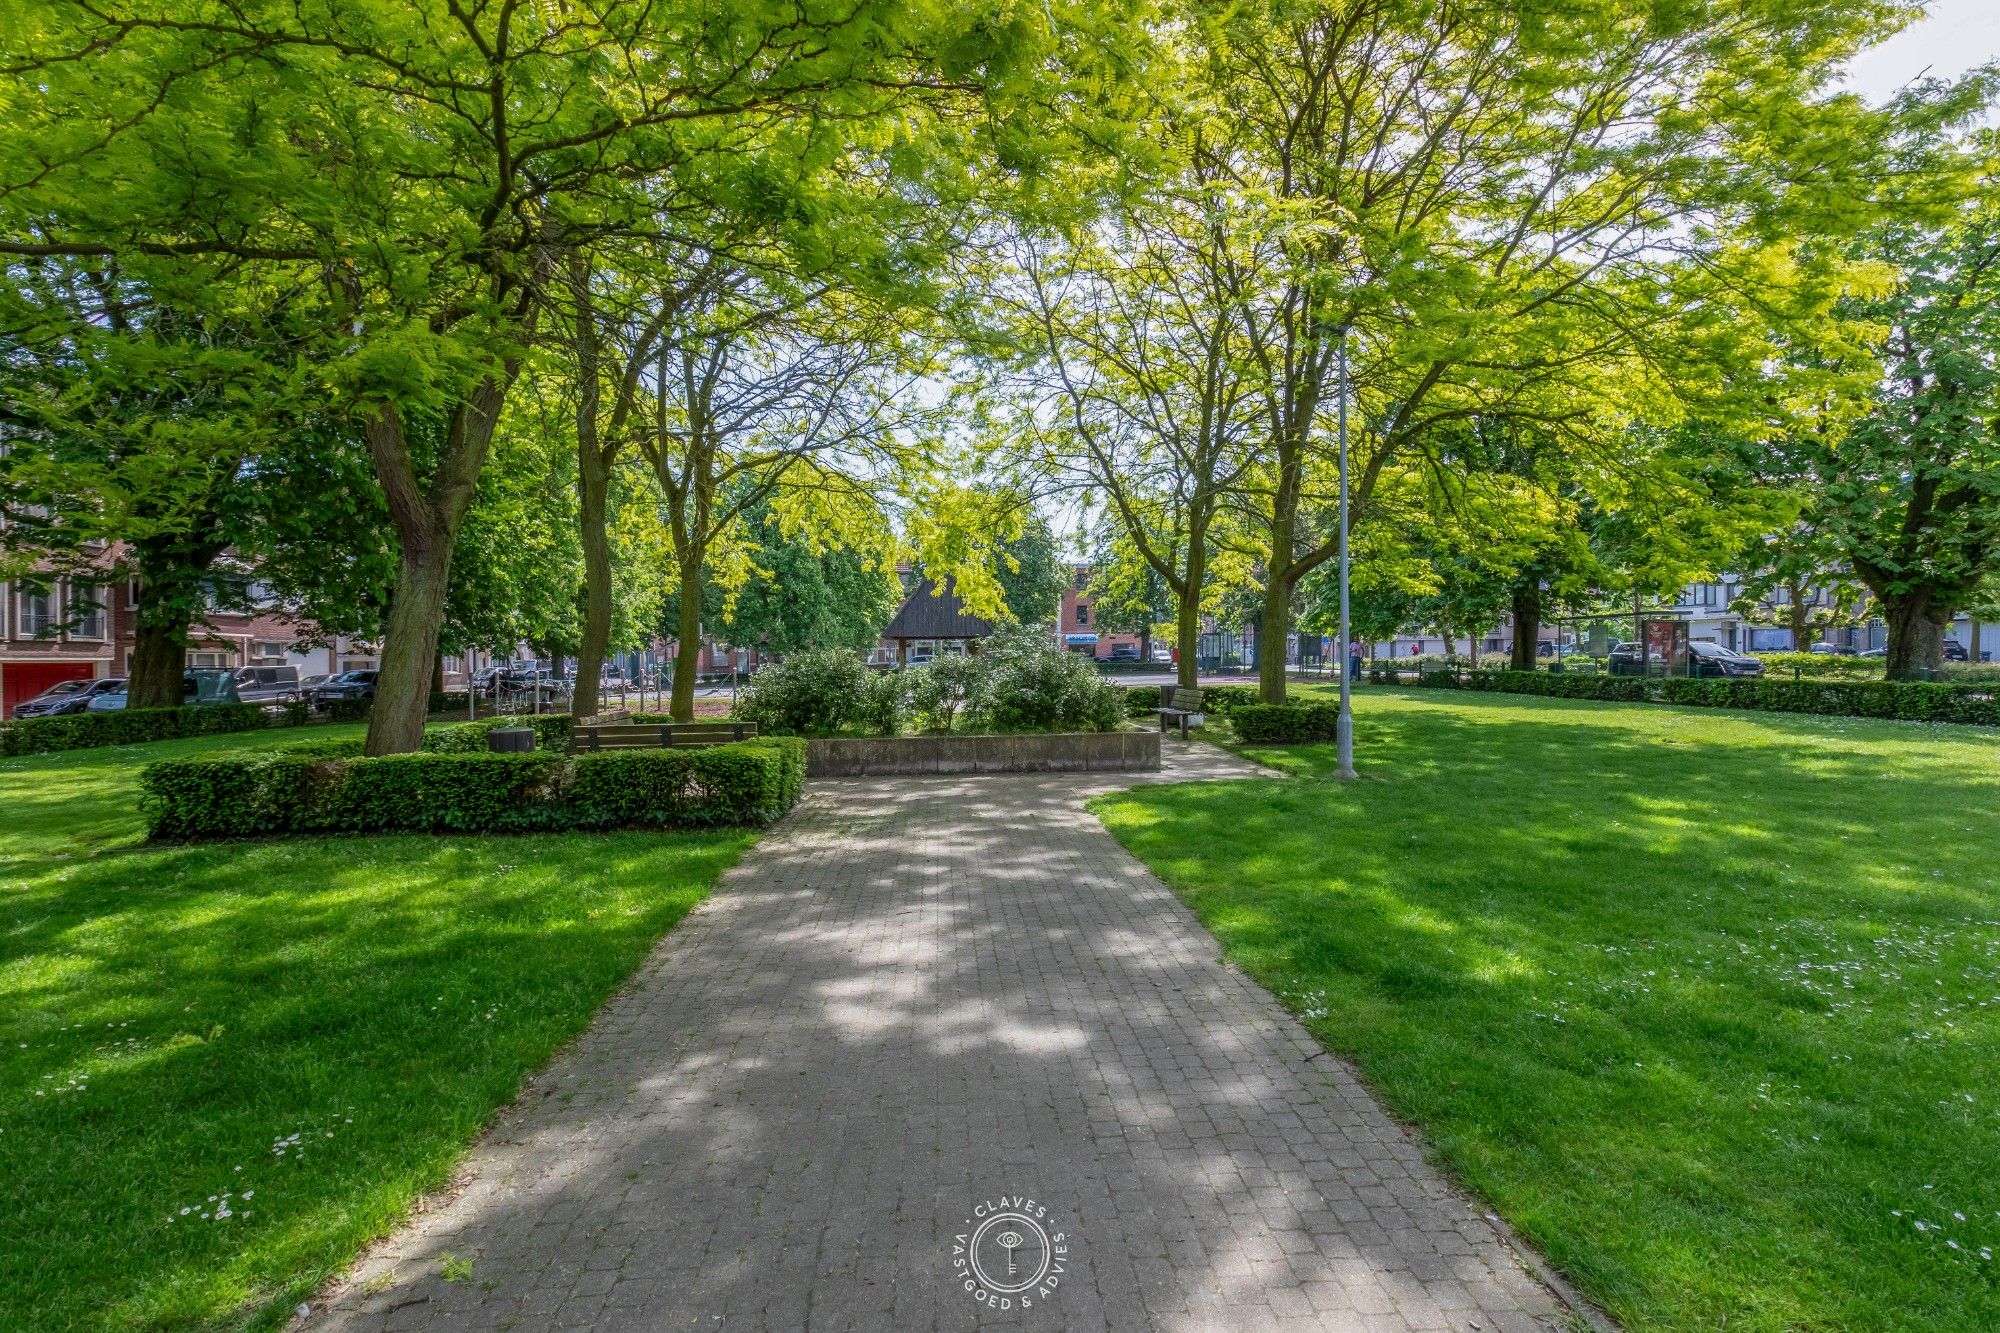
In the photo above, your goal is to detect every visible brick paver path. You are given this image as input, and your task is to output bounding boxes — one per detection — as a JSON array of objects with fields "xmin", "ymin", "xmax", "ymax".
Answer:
[{"xmin": 315, "ymin": 746, "xmax": 1575, "ymax": 1332}]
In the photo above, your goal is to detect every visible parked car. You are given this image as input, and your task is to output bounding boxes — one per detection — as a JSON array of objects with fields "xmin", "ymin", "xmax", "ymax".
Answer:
[
  {"xmin": 599, "ymin": 668, "xmax": 628, "ymax": 690},
  {"xmin": 11, "ymin": 676, "xmax": 126, "ymax": 719},
  {"xmin": 1608, "ymin": 641, "xmax": 1763, "ymax": 678},
  {"xmin": 1807, "ymin": 641, "xmax": 1857, "ymax": 656},
  {"xmin": 298, "ymin": 673, "xmax": 331, "ymax": 694},
  {"xmin": 1943, "ymin": 640, "xmax": 1969, "ymax": 662},
  {"xmin": 231, "ymin": 664, "xmax": 301, "ymax": 703},
  {"xmin": 88, "ymin": 670, "xmax": 242, "ymax": 712},
  {"xmin": 1686, "ymin": 641, "xmax": 1766, "ymax": 678},
  {"xmin": 1106, "ymin": 644, "xmax": 1141, "ymax": 662},
  {"xmin": 1858, "ymin": 648, "xmax": 1887, "ymax": 658},
  {"xmin": 312, "ymin": 669, "xmax": 378, "ymax": 707},
  {"xmin": 1149, "ymin": 645, "xmax": 1173, "ymax": 664}
]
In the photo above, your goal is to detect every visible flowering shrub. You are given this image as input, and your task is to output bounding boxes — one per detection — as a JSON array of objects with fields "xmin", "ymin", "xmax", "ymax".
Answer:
[
  {"xmin": 733, "ymin": 649, "xmax": 872, "ymax": 736},
  {"xmin": 905, "ymin": 655, "xmax": 982, "ymax": 733},
  {"xmin": 963, "ymin": 625, "xmax": 1127, "ymax": 733}
]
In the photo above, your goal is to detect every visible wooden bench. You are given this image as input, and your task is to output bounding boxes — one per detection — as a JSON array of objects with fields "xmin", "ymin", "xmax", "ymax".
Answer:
[
  {"xmin": 571, "ymin": 721, "xmax": 759, "ymax": 752},
  {"xmin": 1155, "ymin": 687, "xmax": 1205, "ymax": 740}
]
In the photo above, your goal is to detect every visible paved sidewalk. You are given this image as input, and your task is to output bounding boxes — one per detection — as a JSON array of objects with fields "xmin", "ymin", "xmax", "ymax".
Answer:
[{"xmin": 314, "ymin": 744, "xmax": 1573, "ymax": 1332}]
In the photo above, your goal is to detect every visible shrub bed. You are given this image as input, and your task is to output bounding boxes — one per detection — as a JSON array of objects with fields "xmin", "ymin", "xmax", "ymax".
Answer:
[
  {"xmin": 0, "ymin": 703, "xmax": 270, "ymax": 757},
  {"xmin": 140, "ymin": 738, "xmax": 806, "ymax": 841},
  {"xmin": 1231, "ymin": 702, "xmax": 1340, "ymax": 744},
  {"xmin": 1410, "ymin": 668, "xmax": 1999, "ymax": 724}
]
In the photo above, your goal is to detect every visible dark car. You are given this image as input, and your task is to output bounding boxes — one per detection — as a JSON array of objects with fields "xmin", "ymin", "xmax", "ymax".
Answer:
[
  {"xmin": 1943, "ymin": 640, "xmax": 1969, "ymax": 662},
  {"xmin": 313, "ymin": 669, "xmax": 378, "ymax": 707},
  {"xmin": 1608, "ymin": 640, "xmax": 1764, "ymax": 678},
  {"xmin": 1106, "ymin": 644, "xmax": 1141, "ymax": 662},
  {"xmin": 12, "ymin": 676, "xmax": 126, "ymax": 719},
  {"xmin": 1685, "ymin": 641, "xmax": 1765, "ymax": 678}
]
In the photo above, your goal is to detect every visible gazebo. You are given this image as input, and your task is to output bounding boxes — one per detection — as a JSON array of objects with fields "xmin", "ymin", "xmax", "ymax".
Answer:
[{"xmin": 881, "ymin": 576, "xmax": 995, "ymax": 666}]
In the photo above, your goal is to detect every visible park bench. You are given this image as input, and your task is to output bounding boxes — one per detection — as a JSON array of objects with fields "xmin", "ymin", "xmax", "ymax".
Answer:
[
  {"xmin": 1155, "ymin": 687, "xmax": 1205, "ymax": 740},
  {"xmin": 570, "ymin": 720, "xmax": 759, "ymax": 752}
]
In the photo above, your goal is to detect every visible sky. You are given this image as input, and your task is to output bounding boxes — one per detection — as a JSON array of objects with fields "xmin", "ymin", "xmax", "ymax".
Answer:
[{"xmin": 1845, "ymin": 0, "xmax": 2000, "ymax": 102}]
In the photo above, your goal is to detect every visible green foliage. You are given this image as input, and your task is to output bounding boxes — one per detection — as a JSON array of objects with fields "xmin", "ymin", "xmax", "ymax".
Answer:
[
  {"xmin": 1230, "ymin": 703, "xmax": 1339, "ymax": 744},
  {"xmin": 420, "ymin": 716, "xmax": 573, "ymax": 753},
  {"xmin": 963, "ymin": 624, "xmax": 1127, "ymax": 733},
  {"xmin": 0, "ymin": 703, "xmax": 268, "ymax": 757},
  {"xmin": 1197, "ymin": 684, "xmax": 1260, "ymax": 715},
  {"xmin": 1416, "ymin": 668, "xmax": 2000, "ymax": 724},
  {"xmin": 714, "ymin": 497, "xmax": 903, "ymax": 655},
  {"xmin": 855, "ymin": 671, "xmax": 907, "ymax": 737},
  {"xmin": 140, "ymin": 740, "xmax": 805, "ymax": 841},
  {"xmin": 904, "ymin": 655, "xmax": 983, "ymax": 733},
  {"xmin": 1751, "ymin": 652, "xmax": 1884, "ymax": 680},
  {"xmin": 992, "ymin": 516, "xmax": 1071, "ymax": 625},
  {"xmin": 733, "ymin": 650, "xmax": 872, "ymax": 737}
]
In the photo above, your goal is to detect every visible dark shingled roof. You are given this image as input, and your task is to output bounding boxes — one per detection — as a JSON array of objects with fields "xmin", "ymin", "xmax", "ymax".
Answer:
[{"xmin": 882, "ymin": 576, "xmax": 995, "ymax": 640}]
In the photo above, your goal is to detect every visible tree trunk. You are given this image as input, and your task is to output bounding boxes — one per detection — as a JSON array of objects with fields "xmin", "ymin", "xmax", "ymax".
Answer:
[
  {"xmin": 1881, "ymin": 589, "xmax": 1948, "ymax": 680},
  {"xmin": 1258, "ymin": 574, "xmax": 1293, "ymax": 702},
  {"xmin": 1509, "ymin": 583, "xmax": 1541, "ymax": 670},
  {"xmin": 1175, "ymin": 578, "xmax": 1202, "ymax": 690},
  {"xmin": 127, "ymin": 614, "xmax": 188, "ymax": 710},
  {"xmin": 1787, "ymin": 584, "xmax": 1809, "ymax": 650},
  {"xmin": 366, "ymin": 536, "xmax": 454, "ymax": 755},
  {"xmin": 670, "ymin": 553, "xmax": 704, "ymax": 722},
  {"xmin": 1972, "ymin": 618, "xmax": 1983, "ymax": 664},
  {"xmin": 571, "ymin": 441, "xmax": 613, "ymax": 720}
]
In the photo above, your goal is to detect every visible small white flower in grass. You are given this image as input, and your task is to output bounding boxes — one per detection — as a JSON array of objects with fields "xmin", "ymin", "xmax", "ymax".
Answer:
[{"xmin": 1948, "ymin": 1240, "xmax": 1960, "ymax": 1250}]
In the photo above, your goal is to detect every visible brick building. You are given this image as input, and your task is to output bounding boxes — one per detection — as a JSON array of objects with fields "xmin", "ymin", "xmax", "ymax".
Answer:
[{"xmin": 1056, "ymin": 566, "xmax": 1144, "ymax": 659}]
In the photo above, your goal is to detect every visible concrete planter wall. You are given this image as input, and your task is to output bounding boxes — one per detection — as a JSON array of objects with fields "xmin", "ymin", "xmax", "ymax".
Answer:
[{"xmin": 806, "ymin": 730, "xmax": 1160, "ymax": 778}]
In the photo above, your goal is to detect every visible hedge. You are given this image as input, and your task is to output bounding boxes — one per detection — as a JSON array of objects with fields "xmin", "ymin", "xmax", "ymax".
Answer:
[
  {"xmin": 1410, "ymin": 668, "xmax": 2000, "ymax": 724},
  {"xmin": 140, "ymin": 738, "xmax": 807, "ymax": 841},
  {"xmin": 1231, "ymin": 702, "xmax": 1340, "ymax": 744},
  {"xmin": 0, "ymin": 703, "xmax": 271, "ymax": 757}
]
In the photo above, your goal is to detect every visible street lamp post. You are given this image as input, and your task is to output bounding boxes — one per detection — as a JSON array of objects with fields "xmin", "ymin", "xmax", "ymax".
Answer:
[{"xmin": 1335, "ymin": 331, "xmax": 1357, "ymax": 780}]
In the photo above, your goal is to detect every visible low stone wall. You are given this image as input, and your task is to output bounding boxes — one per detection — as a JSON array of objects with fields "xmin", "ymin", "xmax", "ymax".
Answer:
[{"xmin": 806, "ymin": 730, "xmax": 1161, "ymax": 778}]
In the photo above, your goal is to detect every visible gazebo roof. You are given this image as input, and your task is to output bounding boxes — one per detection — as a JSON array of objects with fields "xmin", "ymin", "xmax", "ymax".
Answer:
[{"xmin": 882, "ymin": 576, "xmax": 995, "ymax": 640}]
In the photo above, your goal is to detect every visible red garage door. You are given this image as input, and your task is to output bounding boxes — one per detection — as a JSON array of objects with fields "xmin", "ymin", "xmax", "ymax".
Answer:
[{"xmin": 3, "ymin": 661, "xmax": 95, "ymax": 719}]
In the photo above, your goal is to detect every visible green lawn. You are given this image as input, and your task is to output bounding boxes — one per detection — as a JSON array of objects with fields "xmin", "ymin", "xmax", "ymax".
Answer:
[
  {"xmin": 1095, "ymin": 690, "xmax": 2000, "ymax": 1332},
  {"xmin": 0, "ymin": 727, "xmax": 754, "ymax": 1331}
]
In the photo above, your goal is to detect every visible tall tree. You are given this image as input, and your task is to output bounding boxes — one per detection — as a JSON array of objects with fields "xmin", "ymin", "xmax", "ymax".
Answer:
[
  {"xmin": 639, "ymin": 279, "xmax": 925, "ymax": 719},
  {"xmin": 1815, "ymin": 190, "xmax": 2000, "ymax": 677},
  {"xmin": 996, "ymin": 175, "xmax": 1262, "ymax": 687},
  {"xmin": 0, "ymin": 0, "xmax": 1103, "ymax": 750},
  {"xmin": 1174, "ymin": 0, "xmax": 1917, "ymax": 701},
  {"xmin": 993, "ymin": 516, "xmax": 1071, "ymax": 625},
  {"xmin": 0, "ymin": 262, "xmax": 325, "ymax": 706}
]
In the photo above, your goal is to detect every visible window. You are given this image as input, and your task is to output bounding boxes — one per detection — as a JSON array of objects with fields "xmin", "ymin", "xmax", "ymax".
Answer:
[
  {"xmin": 68, "ymin": 583, "xmax": 106, "ymax": 639},
  {"xmin": 17, "ymin": 585, "xmax": 55, "ymax": 638},
  {"xmin": 1075, "ymin": 603, "xmax": 1089, "ymax": 627},
  {"xmin": 1073, "ymin": 569, "xmax": 1090, "ymax": 591},
  {"xmin": 339, "ymin": 657, "xmax": 377, "ymax": 672},
  {"xmin": 250, "ymin": 640, "xmax": 289, "ymax": 665},
  {"xmin": 187, "ymin": 651, "xmax": 230, "ymax": 668}
]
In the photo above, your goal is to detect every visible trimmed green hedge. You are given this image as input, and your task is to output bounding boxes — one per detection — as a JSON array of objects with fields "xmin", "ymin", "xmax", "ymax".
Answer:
[
  {"xmin": 1231, "ymin": 703, "xmax": 1340, "ymax": 744},
  {"xmin": 0, "ymin": 703, "xmax": 269, "ymax": 757},
  {"xmin": 140, "ymin": 738, "xmax": 806, "ymax": 841},
  {"xmin": 420, "ymin": 714, "xmax": 572, "ymax": 752},
  {"xmin": 1411, "ymin": 669, "xmax": 2000, "ymax": 724}
]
